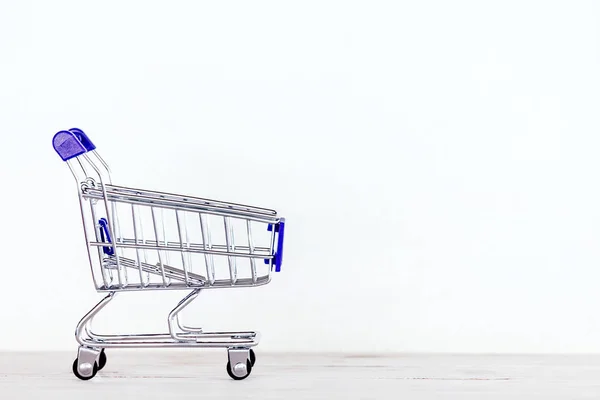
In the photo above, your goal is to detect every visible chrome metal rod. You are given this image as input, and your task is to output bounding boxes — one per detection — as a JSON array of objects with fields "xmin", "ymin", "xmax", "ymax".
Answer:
[
  {"xmin": 84, "ymin": 154, "xmax": 123, "ymax": 289},
  {"xmin": 167, "ymin": 289, "xmax": 201, "ymax": 341},
  {"xmin": 110, "ymin": 238, "xmax": 271, "ymax": 254},
  {"xmin": 96, "ymin": 276, "xmax": 271, "ymax": 291},
  {"xmin": 89, "ymin": 196, "xmax": 110, "ymax": 288},
  {"xmin": 247, "ymin": 220, "xmax": 257, "ymax": 283},
  {"xmin": 176, "ymin": 314, "xmax": 203, "ymax": 334},
  {"xmin": 75, "ymin": 292, "xmax": 117, "ymax": 346},
  {"xmin": 150, "ymin": 206, "xmax": 169, "ymax": 287},
  {"xmin": 86, "ymin": 183, "xmax": 277, "ymax": 216},
  {"xmin": 175, "ymin": 210, "xmax": 190, "ymax": 284},
  {"xmin": 89, "ymin": 241, "xmax": 273, "ymax": 259},
  {"xmin": 224, "ymin": 217, "xmax": 237, "ymax": 285},
  {"xmin": 89, "ymin": 332, "xmax": 257, "ymax": 341},
  {"xmin": 131, "ymin": 204, "xmax": 147, "ymax": 287},
  {"xmin": 199, "ymin": 213, "xmax": 216, "ymax": 284},
  {"xmin": 82, "ymin": 190, "xmax": 278, "ymax": 223}
]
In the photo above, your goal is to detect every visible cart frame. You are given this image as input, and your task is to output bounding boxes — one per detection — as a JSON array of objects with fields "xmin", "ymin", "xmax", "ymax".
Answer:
[{"xmin": 52, "ymin": 128, "xmax": 286, "ymax": 381}]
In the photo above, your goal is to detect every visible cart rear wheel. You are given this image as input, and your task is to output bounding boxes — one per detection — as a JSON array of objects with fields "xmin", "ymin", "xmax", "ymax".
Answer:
[
  {"xmin": 226, "ymin": 359, "xmax": 252, "ymax": 380},
  {"xmin": 98, "ymin": 349, "xmax": 107, "ymax": 371},
  {"xmin": 249, "ymin": 349, "xmax": 256, "ymax": 367},
  {"xmin": 72, "ymin": 358, "xmax": 98, "ymax": 381}
]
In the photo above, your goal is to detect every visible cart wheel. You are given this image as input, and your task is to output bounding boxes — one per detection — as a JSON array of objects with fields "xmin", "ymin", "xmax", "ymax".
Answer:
[
  {"xmin": 226, "ymin": 359, "xmax": 252, "ymax": 380},
  {"xmin": 249, "ymin": 349, "xmax": 256, "ymax": 367},
  {"xmin": 98, "ymin": 349, "xmax": 107, "ymax": 371},
  {"xmin": 72, "ymin": 358, "xmax": 98, "ymax": 381}
]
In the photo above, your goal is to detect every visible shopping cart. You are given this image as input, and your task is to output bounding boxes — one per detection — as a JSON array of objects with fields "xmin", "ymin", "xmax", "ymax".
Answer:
[{"xmin": 52, "ymin": 128, "xmax": 286, "ymax": 381}]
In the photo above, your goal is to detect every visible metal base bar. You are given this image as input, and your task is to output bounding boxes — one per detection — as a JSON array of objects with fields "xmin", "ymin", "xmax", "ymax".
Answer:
[{"xmin": 75, "ymin": 290, "xmax": 260, "ymax": 349}]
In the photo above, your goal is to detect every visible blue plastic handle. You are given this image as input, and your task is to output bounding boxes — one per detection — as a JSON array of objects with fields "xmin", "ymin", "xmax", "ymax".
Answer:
[
  {"xmin": 98, "ymin": 218, "xmax": 115, "ymax": 256},
  {"xmin": 265, "ymin": 218, "xmax": 285, "ymax": 272},
  {"xmin": 52, "ymin": 128, "xmax": 96, "ymax": 161}
]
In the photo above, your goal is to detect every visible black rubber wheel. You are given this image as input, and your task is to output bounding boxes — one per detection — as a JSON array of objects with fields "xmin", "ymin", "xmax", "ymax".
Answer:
[
  {"xmin": 72, "ymin": 359, "xmax": 98, "ymax": 381},
  {"xmin": 249, "ymin": 349, "xmax": 256, "ymax": 367},
  {"xmin": 98, "ymin": 350, "xmax": 107, "ymax": 371},
  {"xmin": 226, "ymin": 359, "xmax": 252, "ymax": 380}
]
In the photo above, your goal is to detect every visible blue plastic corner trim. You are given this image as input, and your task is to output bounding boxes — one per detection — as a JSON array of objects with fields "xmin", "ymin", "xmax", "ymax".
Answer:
[
  {"xmin": 52, "ymin": 128, "xmax": 96, "ymax": 161},
  {"xmin": 265, "ymin": 219, "xmax": 285, "ymax": 272},
  {"xmin": 69, "ymin": 128, "xmax": 96, "ymax": 151},
  {"xmin": 273, "ymin": 219, "xmax": 285, "ymax": 272},
  {"xmin": 98, "ymin": 218, "xmax": 115, "ymax": 255}
]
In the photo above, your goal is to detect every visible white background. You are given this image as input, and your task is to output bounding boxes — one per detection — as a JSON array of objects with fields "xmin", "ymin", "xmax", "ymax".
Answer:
[{"xmin": 1, "ymin": 0, "xmax": 600, "ymax": 353}]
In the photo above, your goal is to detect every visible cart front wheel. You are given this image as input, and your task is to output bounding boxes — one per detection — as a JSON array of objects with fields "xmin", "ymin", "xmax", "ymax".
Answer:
[
  {"xmin": 98, "ymin": 349, "xmax": 107, "ymax": 371},
  {"xmin": 226, "ymin": 359, "xmax": 252, "ymax": 380},
  {"xmin": 72, "ymin": 358, "xmax": 98, "ymax": 381}
]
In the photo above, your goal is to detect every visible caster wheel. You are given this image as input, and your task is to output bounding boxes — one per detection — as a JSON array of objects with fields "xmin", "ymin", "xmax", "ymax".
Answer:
[
  {"xmin": 249, "ymin": 349, "xmax": 256, "ymax": 367},
  {"xmin": 72, "ymin": 358, "xmax": 98, "ymax": 381},
  {"xmin": 226, "ymin": 359, "xmax": 252, "ymax": 380},
  {"xmin": 98, "ymin": 350, "xmax": 107, "ymax": 371}
]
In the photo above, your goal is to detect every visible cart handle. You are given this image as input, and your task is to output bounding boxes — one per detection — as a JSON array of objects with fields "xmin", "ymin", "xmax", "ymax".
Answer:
[
  {"xmin": 266, "ymin": 218, "xmax": 285, "ymax": 272},
  {"xmin": 52, "ymin": 128, "xmax": 96, "ymax": 161}
]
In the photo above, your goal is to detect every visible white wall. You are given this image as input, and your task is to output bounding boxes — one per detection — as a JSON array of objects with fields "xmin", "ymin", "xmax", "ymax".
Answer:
[{"xmin": 1, "ymin": 0, "xmax": 600, "ymax": 353}]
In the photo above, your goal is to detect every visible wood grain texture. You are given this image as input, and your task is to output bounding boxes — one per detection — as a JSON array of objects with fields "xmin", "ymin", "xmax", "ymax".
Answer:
[{"xmin": 0, "ymin": 351, "xmax": 599, "ymax": 399}]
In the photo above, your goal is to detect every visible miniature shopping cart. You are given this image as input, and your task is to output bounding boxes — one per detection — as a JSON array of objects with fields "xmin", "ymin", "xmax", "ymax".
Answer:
[{"xmin": 52, "ymin": 128, "xmax": 286, "ymax": 381}]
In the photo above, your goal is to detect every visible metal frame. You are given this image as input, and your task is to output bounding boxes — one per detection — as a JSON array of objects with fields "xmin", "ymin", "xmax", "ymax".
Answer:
[{"xmin": 52, "ymin": 128, "xmax": 285, "ymax": 380}]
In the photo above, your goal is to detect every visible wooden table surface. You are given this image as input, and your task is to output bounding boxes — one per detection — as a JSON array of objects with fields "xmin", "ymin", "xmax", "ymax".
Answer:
[{"xmin": 0, "ymin": 351, "xmax": 598, "ymax": 399}]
